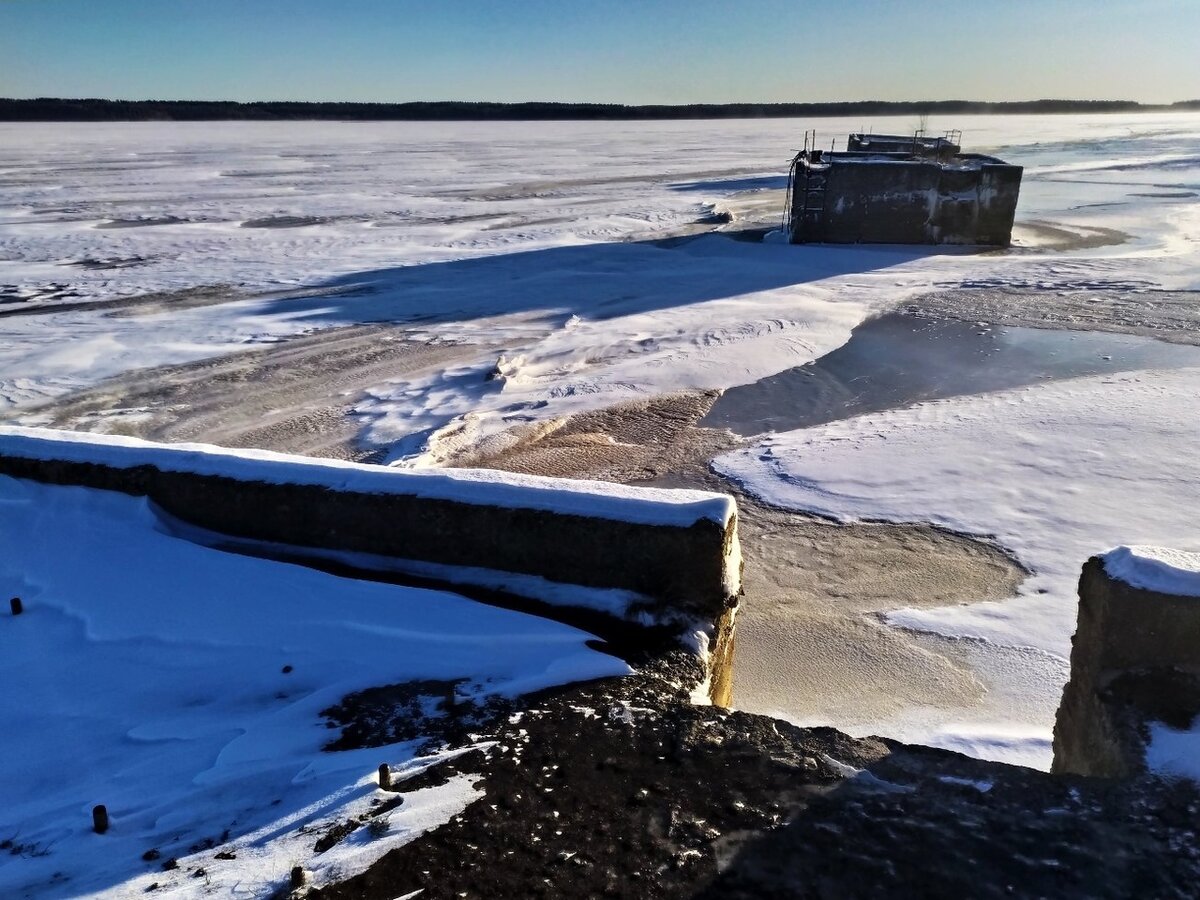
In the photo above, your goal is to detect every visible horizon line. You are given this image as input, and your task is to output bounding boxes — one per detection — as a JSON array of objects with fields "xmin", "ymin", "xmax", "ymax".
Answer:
[
  {"xmin": 4, "ymin": 97, "xmax": 1199, "ymax": 125},
  {"xmin": 6, "ymin": 96, "xmax": 1200, "ymax": 107}
]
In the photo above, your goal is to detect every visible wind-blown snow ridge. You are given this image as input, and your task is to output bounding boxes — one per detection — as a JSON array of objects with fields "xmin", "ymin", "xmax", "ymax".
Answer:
[
  {"xmin": 0, "ymin": 426, "xmax": 735, "ymax": 527},
  {"xmin": 1103, "ymin": 546, "xmax": 1200, "ymax": 598}
]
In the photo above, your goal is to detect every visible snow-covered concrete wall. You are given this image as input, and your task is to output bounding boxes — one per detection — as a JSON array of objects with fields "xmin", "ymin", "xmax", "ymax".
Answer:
[
  {"xmin": 0, "ymin": 427, "xmax": 742, "ymax": 632},
  {"xmin": 791, "ymin": 155, "xmax": 1021, "ymax": 245},
  {"xmin": 1053, "ymin": 549, "xmax": 1200, "ymax": 778}
]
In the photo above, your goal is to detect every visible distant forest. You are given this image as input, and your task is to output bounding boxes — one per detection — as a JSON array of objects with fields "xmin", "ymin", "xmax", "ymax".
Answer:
[{"xmin": 3, "ymin": 98, "xmax": 1199, "ymax": 122}]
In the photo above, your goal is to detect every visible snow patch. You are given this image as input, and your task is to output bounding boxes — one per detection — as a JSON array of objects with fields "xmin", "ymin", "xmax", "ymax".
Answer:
[
  {"xmin": 936, "ymin": 775, "xmax": 994, "ymax": 793},
  {"xmin": 1102, "ymin": 545, "xmax": 1200, "ymax": 598},
  {"xmin": 1146, "ymin": 721, "xmax": 1200, "ymax": 783}
]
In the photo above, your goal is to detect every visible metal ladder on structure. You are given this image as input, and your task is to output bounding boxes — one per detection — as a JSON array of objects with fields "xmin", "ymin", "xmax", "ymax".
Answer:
[
  {"xmin": 910, "ymin": 127, "xmax": 924, "ymax": 156},
  {"xmin": 785, "ymin": 130, "xmax": 829, "ymax": 242}
]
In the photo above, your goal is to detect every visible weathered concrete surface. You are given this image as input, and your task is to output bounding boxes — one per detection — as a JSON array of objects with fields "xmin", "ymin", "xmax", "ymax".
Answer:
[
  {"xmin": 707, "ymin": 606, "xmax": 737, "ymax": 709},
  {"xmin": 0, "ymin": 439, "xmax": 741, "ymax": 634},
  {"xmin": 1053, "ymin": 556, "xmax": 1200, "ymax": 777},
  {"xmin": 790, "ymin": 150, "xmax": 1021, "ymax": 246}
]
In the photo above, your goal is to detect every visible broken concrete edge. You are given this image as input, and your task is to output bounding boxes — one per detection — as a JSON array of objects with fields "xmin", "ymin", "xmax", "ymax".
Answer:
[
  {"xmin": 1053, "ymin": 553, "xmax": 1200, "ymax": 778},
  {"xmin": 0, "ymin": 430, "xmax": 743, "ymax": 705}
]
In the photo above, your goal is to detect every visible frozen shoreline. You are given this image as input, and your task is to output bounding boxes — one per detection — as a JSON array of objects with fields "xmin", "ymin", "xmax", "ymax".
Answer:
[
  {"xmin": 715, "ymin": 364, "xmax": 1200, "ymax": 768},
  {"xmin": 4, "ymin": 113, "xmax": 1200, "ymax": 448},
  {"xmin": 4, "ymin": 113, "xmax": 1200, "ymax": 775}
]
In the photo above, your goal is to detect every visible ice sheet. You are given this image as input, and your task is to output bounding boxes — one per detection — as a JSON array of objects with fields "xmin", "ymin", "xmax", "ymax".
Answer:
[
  {"xmin": 3, "ymin": 114, "xmax": 1199, "ymax": 459},
  {"xmin": 715, "ymin": 367, "xmax": 1200, "ymax": 766},
  {"xmin": 4, "ymin": 114, "xmax": 1200, "ymax": 779}
]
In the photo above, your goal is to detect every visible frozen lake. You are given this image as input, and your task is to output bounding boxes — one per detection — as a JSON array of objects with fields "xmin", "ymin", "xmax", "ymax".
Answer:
[
  {"xmin": 3, "ymin": 113, "xmax": 1200, "ymax": 771},
  {"xmin": 2, "ymin": 114, "xmax": 1199, "ymax": 434}
]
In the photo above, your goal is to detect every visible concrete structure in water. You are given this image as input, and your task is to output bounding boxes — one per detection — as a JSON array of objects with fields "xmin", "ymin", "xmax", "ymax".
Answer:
[{"xmin": 786, "ymin": 131, "xmax": 1022, "ymax": 246}]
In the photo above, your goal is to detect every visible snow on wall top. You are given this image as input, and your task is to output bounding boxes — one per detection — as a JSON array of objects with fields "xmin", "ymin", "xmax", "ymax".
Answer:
[
  {"xmin": 1102, "ymin": 545, "xmax": 1200, "ymax": 598},
  {"xmin": 0, "ymin": 426, "xmax": 735, "ymax": 528}
]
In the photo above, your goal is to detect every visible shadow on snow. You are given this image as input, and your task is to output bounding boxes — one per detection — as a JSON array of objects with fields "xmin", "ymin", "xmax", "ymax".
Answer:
[{"xmin": 249, "ymin": 234, "xmax": 943, "ymax": 329}]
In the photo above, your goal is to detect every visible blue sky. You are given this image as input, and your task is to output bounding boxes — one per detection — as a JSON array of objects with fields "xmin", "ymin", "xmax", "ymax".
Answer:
[{"xmin": 2, "ymin": 0, "xmax": 1197, "ymax": 103}]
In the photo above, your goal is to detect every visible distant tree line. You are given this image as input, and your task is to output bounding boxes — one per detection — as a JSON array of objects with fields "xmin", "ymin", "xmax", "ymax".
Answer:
[{"xmin": 1, "ymin": 97, "xmax": 1198, "ymax": 122}]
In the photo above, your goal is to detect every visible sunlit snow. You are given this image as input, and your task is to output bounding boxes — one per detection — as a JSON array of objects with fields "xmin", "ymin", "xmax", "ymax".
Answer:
[
  {"xmin": 0, "ymin": 475, "xmax": 627, "ymax": 897},
  {"xmin": 3, "ymin": 113, "xmax": 1200, "ymax": 783}
]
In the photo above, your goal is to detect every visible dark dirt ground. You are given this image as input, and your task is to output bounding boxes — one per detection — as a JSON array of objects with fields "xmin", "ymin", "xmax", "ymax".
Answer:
[{"xmin": 304, "ymin": 652, "xmax": 1200, "ymax": 900}]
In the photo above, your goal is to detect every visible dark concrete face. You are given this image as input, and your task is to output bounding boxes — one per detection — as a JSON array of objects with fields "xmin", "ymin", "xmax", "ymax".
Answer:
[
  {"xmin": 789, "ymin": 152, "xmax": 1022, "ymax": 246},
  {"xmin": 826, "ymin": 160, "xmax": 941, "ymax": 244},
  {"xmin": 974, "ymin": 164, "xmax": 1023, "ymax": 245},
  {"xmin": 0, "ymin": 454, "xmax": 741, "ymax": 629},
  {"xmin": 1053, "ymin": 556, "xmax": 1200, "ymax": 778}
]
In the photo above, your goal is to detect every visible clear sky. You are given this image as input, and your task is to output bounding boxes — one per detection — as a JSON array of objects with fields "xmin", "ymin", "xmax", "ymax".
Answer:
[{"xmin": 2, "ymin": 0, "xmax": 1198, "ymax": 104}]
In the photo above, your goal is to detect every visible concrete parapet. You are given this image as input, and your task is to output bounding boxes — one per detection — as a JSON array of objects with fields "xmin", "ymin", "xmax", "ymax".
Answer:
[
  {"xmin": 1053, "ymin": 552, "xmax": 1200, "ymax": 777},
  {"xmin": 0, "ymin": 428, "xmax": 743, "ymax": 696}
]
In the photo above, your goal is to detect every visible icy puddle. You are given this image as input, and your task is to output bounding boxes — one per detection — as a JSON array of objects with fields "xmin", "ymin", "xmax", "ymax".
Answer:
[{"xmin": 703, "ymin": 312, "xmax": 1200, "ymax": 436}]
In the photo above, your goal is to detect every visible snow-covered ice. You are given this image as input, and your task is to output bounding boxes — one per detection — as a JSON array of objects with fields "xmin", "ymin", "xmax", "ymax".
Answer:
[
  {"xmin": 4, "ymin": 113, "xmax": 1200, "ymax": 778},
  {"xmin": 3, "ymin": 114, "xmax": 1200, "ymax": 458},
  {"xmin": 716, "ymin": 367, "xmax": 1200, "ymax": 767},
  {"xmin": 0, "ymin": 474, "xmax": 628, "ymax": 898}
]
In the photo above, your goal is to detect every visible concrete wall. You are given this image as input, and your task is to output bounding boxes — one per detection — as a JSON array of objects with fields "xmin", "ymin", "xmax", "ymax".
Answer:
[
  {"xmin": 972, "ymin": 162, "xmax": 1024, "ymax": 246},
  {"xmin": 1053, "ymin": 556, "xmax": 1200, "ymax": 777},
  {"xmin": 790, "ymin": 156, "xmax": 1022, "ymax": 246},
  {"xmin": 821, "ymin": 160, "xmax": 941, "ymax": 244},
  {"xmin": 0, "ymin": 442, "xmax": 742, "ymax": 631},
  {"xmin": 1069, "ymin": 557, "xmax": 1200, "ymax": 675}
]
